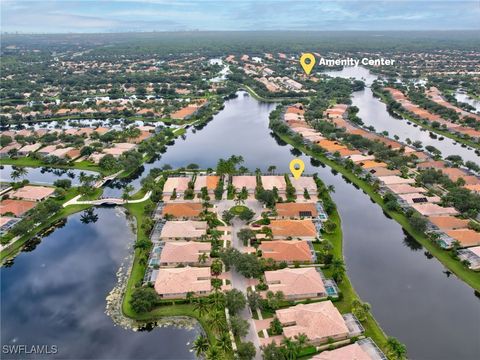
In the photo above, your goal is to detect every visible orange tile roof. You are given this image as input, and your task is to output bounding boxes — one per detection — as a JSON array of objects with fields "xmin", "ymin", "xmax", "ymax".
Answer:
[
  {"xmin": 275, "ymin": 203, "xmax": 318, "ymax": 218},
  {"xmin": 0, "ymin": 199, "xmax": 36, "ymax": 217},
  {"xmin": 429, "ymin": 216, "xmax": 469, "ymax": 230},
  {"xmin": 162, "ymin": 203, "xmax": 203, "ymax": 218},
  {"xmin": 317, "ymin": 140, "xmax": 346, "ymax": 152},
  {"xmin": 269, "ymin": 219, "xmax": 317, "ymax": 238},
  {"xmin": 260, "ymin": 240, "xmax": 312, "ymax": 262},
  {"xmin": 360, "ymin": 160, "xmax": 387, "ymax": 169},
  {"xmin": 446, "ymin": 229, "xmax": 480, "ymax": 248}
]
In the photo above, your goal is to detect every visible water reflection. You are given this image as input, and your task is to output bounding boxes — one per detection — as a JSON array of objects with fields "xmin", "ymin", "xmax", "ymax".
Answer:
[{"xmin": 0, "ymin": 208, "xmax": 199, "ymax": 359}]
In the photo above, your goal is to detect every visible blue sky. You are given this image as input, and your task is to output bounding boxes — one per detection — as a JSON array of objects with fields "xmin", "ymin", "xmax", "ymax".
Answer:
[{"xmin": 2, "ymin": 0, "xmax": 479, "ymax": 33}]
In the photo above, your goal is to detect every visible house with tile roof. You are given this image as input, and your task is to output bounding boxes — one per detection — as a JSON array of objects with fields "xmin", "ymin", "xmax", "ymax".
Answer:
[
  {"xmin": 160, "ymin": 221, "xmax": 207, "ymax": 241},
  {"xmin": 162, "ymin": 203, "xmax": 203, "ymax": 219},
  {"xmin": 159, "ymin": 242, "xmax": 211, "ymax": 267},
  {"xmin": 275, "ymin": 203, "xmax": 318, "ymax": 219},
  {"xmin": 275, "ymin": 301, "xmax": 349, "ymax": 345},
  {"xmin": 264, "ymin": 267, "xmax": 326, "ymax": 300},
  {"xmin": 154, "ymin": 267, "xmax": 211, "ymax": 299},
  {"xmin": 259, "ymin": 240, "xmax": 313, "ymax": 263},
  {"xmin": 269, "ymin": 219, "xmax": 317, "ymax": 240}
]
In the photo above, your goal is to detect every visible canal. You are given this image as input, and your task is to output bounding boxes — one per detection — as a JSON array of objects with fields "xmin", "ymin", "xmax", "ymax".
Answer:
[
  {"xmin": 2, "ymin": 91, "xmax": 479, "ymax": 359},
  {"xmin": 324, "ymin": 67, "xmax": 479, "ymax": 164},
  {"xmin": 0, "ymin": 208, "xmax": 199, "ymax": 359}
]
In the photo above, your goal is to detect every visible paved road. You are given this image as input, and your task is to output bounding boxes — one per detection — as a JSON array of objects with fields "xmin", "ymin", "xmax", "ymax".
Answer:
[{"xmin": 230, "ymin": 218, "xmax": 262, "ymax": 360}]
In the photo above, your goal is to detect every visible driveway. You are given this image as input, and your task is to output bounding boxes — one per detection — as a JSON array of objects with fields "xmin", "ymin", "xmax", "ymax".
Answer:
[{"xmin": 229, "ymin": 218, "xmax": 262, "ymax": 359}]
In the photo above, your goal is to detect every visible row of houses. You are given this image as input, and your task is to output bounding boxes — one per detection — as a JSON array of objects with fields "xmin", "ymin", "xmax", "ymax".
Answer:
[
  {"xmin": 282, "ymin": 103, "xmax": 480, "ymax": 267},
  {"xmin": 0, "ymin": 185, "xmax": 56, "ymax": 235},
  {"xmin": 162, "ymin": 174, "xmax": 318, "ymax": 201},
  {"xmin": 386, "ymin": 87, "xmax": 480, "ymax": 139},
  {"xmin": 249, "ymin": 196, "xmax": 386, "ymax": 359}
]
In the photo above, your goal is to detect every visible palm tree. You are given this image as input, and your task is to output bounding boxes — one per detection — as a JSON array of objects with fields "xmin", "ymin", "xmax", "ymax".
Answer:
[
  {"xmin": 198, "ymin": 252, "xmax": 208, "ymax": 264},
  {"xmin": 10, "ymin": 169, "xmax": 20, "ymax": 182},
  {"xmin": 216, "ymin": 332, "xmax": 232, "ymax": 354},
  {"xmin": 191, "ymin": 335, "xmax": 209, "ymax": 357},
  {"xmin": 208, "ymin": 310, "xmax": 227, "ymax": 333},
  {"xmin": 209, "ymin": 291, "xmax": 225, "ymax": 310},
  {"xmin": 294, "ymin": 333, "xmax": 308, "ymax": 349},
  {"xmin": 267, "ymin": 165, "xmax": 277, "ymax": 174},
  {"xmin": 281, "ymin": 337, "xmax": 299, "ymax": 360},
  {"xmin": 326, "ymin": 185, "xmax": 335, "ymax": 193},
  {"xmin": 205, "ymin": 345, "xmax": 222, "ymax": 360},
  {"xmin": 193, "ymin": 298, "xmax": 209, "ymax": 317}
]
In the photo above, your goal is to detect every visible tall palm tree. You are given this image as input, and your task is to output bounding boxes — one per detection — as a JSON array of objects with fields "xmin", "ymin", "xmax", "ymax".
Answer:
[
  {"xmin": 208, "ymin": 310, "xmax": 227, "ymax": 334},
  {"xmin": 216, "ymin": 332, "xmax": 232, "ymax": 354},
  {"xmin": 191, "ymin": 335, "xmax": 209, "ymax": 357},
  {"xmin": 193, "ymin": 298, "xmax": 209, "ymax": 318},
  {"xmin": 327, "ymin": 185, "xmax": 335, "ymax": 193},
  {"xmin": 281, "ymin": 337, "xmax": 299, "ymax": 360}
]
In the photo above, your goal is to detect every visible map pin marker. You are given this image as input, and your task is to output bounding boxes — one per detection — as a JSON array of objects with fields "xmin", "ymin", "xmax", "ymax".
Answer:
[
  {"xmin": 289, "ymin": 159, "xmax": 305, "ymax": 179},
  {"xmin": 300, "ymin": 53, "xmax": 316, "ymax": 75}
]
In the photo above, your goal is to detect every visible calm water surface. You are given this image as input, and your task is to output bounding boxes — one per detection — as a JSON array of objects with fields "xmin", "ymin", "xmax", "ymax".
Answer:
[
  {"xmin": 0, "ymin": 165, "xmax": 98, "ymax": 186},
  {"xmin": 0, "ymin": 208, "xmax": 199, "ymax": 360}
]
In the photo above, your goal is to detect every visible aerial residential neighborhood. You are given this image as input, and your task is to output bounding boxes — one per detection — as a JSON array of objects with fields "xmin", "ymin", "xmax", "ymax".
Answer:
[{"xmin": 1, "ymin": 1, "xmax": 479, "ymax": 360}]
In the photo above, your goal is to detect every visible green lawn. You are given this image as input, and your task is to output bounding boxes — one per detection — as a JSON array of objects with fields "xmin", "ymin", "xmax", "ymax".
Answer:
[
  {"xmin": 274, "ymin": 130, "xmax": 480, "ymax": 291},
  {"xmin": 230, "ymin": 205, "xmax": 249, "ymax": 215}
]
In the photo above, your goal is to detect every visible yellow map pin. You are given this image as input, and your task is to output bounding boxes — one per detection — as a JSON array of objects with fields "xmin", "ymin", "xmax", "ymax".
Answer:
[
  {"xmin": 289, "ymin": 159, "xmax": 305, "ymax": 179},
  {"xmin": 300, "ymin": 53, "xmax": 316, "ymax": 75}
]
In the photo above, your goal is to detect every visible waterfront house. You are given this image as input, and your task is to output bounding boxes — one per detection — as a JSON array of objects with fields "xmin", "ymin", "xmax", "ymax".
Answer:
[
  {"xmin": 154, "ymin": 267, "xmax": 211, "ymax": 299},
  {"xmin": 275, "ymin": 301, "xmax": 349, "ymax": 345},
  {"xmin": 428, "ymin": 216, "xmax": 469, "ymax": 231},
  {"xmin": 261, "ymin": 176, "xmax": 287, "ymax": 194},
  {"xmin": 269, "ymin": 219, "xmax": 317, "ymax": 240},
  {"xmin": 445, "ymin": 229, "xmax": 480, "ymax": 248},
  {"xmin": 232, "ymin": 176, "xmax": 257, "ymax": 194},
  {"xmin": 0, "ymin": 199, "xmax": 36, "ymax": 217},
  {"xmin": 159, "ymin": 241, "xmax": 211, "ymax": 267},
  {"xmin": 275, "ymin": 203, "xmax": 318, "ymax": 219},
  {"xmin": 289, "ymin": 176, "xmax": 317, "ymax": 197},
  {"xmin": 378, "ymin": 175, "xmax": 415, "ymax": 185},
  {"xmin": 9, "ymin": 186, "xmax": 55, "ymax": 202},
  {"xmin": 163, "ymin": 176, "xmax": 192, "ymax": 197},
  {"xmin": 159, "ymin": 221, "xmax": 207, "ymax": 241},
  {"xmin": 412, "ymin": 203, "xmax": 458, "ymax": 217},
  {"xmin": 457, "ymin": 246, "xmax": 480, "ymax": 270},
  {"xmin": 260, "ymin": 240, "xmax": 313, "ymax": 263},
  {"xmin": 18, "ymin": 143, "xmax": 42, "ymax": 156},
  {"xmin": 193, "ymin": 175, "xmax": 220, "ymax": 194},
  {"xmin": 264, "ymin": 267, "xmax": 326, "ymax": 300},
  {"xmin": 397, "ymin": 193, "xmax": 440, "ymax": 205},
  {"xmin": 312, "ymin": 339, "xmax": 386, "ymax": 360},
  {"xmin": 385, "ymin": 184, "xmax": 426, "ymax": 195}
]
